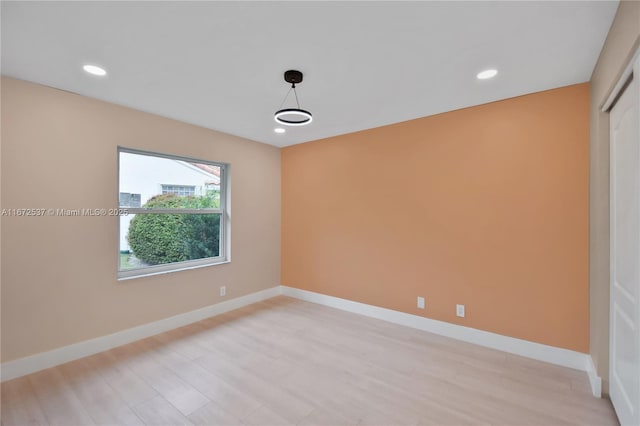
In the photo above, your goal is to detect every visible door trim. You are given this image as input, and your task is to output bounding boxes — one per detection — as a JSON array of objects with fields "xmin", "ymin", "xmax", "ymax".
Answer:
[
  {"xmin": 602, "ymin": 47, "xmax": 640, "ymax": 113},
  {"xmin": 609, "ymin": 49, "xmax": 640, "ymax": 425}
]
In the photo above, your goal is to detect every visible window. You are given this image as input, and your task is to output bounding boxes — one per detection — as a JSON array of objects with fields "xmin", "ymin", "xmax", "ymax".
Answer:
[
  {"xmin": 119, "ymin": 192, "xmax": 141, "ymax": 208},
  {"xmin": 118, "ymin": 148, "xmax": 229, "ymax": 279},
  {"xmin": 161, "ymin": 185, "xmax": 195, "ymax": 197}
]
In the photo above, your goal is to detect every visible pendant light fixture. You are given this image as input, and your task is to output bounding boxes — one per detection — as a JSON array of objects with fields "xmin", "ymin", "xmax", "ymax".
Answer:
[{"xmin": 274, "ymin": 70, "xmax": 312, "ymax": 126}]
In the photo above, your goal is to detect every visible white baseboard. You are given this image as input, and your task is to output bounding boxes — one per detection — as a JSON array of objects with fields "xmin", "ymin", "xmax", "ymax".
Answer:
[
  {"xmin": 585, "ymin": 355, "xmax": 602, "ymax": 398},
  {"xmin": 1, "ymin": 284, "xmax": 604, "ymax": 400},
  {"xmin": 281, "ymin": 286, "xmax": 600, "ymax": 395},
  {"xmin": 0, "ymin": 286, "xmax": 281, "ymax": 382}
]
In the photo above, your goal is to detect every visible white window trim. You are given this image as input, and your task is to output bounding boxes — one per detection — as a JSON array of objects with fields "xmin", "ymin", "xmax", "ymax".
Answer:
[{"xmin": 117, "ymin": 147, "xmax": 231, "ymax": 280}]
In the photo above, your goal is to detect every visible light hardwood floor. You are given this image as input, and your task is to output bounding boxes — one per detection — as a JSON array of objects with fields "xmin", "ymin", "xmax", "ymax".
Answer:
[{"xmin": 1, "ymin": 296, "xmax": 619, "ymax": 426}]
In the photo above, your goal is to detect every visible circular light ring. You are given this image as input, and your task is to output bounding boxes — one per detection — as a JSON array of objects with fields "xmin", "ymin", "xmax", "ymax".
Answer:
[{"xmin": 274, "ymin": 108, "xmax": 313, "ymax": 126}]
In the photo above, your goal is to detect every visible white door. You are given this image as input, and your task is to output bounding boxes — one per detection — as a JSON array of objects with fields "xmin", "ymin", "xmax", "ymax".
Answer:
[{"xmin": 610, "ymin": 55, "xmax": 640, "ymax": 426}]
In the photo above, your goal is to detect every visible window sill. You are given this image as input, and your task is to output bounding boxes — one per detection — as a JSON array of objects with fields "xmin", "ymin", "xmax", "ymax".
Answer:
[{"xmin": 118, "ymin": 259, "xmax": 230, "ymax": 281}]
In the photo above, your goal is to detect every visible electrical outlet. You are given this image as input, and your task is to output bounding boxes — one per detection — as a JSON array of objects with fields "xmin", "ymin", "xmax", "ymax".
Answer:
[
  {"xmin": 417, "ymin": 296, "xmax": 425, "ymax": 309},
  {"xmin": 456, "ymin": 304, "xmax": 465, "ymax": 318},
  {"xmin": 220, "ymin": 286, "xmax": 226, "ymax": 297}
]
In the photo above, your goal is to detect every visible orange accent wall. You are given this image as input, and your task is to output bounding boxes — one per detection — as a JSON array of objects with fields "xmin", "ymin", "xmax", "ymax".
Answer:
[{"xmin": 282, "ymin": 83, "xmax": 589, "ymax": 352}]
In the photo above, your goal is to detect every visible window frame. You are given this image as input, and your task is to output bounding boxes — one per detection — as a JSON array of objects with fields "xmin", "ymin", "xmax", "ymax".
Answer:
[{"xmin": 117, "ymin": 147, "xmax": 230, "ymax": 280}]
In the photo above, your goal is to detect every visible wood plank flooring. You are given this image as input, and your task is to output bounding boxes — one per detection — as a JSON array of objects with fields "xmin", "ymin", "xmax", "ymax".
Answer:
[{"xmin": 1, "ymin": 296, "xmax": 619, "ymax": 425}]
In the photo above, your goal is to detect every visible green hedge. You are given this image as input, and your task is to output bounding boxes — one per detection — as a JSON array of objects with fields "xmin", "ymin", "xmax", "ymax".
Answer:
[{"xmin": 127, "ymin": 193, "xmax": 220, "ymax": 265}]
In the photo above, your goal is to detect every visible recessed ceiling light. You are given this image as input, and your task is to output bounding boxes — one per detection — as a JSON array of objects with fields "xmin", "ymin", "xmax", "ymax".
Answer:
[
  {"xmin": 274, "ymin": 128, "xmax": 286, "ymax": 134},
  {"xmin": 477, "ymin": 69, "xmax": 498, "ymax": 80},
  {"xmin": 83, "ymin": 64, "xmax": 107, "ymax": 76}
]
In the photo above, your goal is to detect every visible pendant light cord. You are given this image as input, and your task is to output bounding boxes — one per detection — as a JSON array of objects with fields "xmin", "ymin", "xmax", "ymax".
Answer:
[
  {"xmin": 292, "ymin": 84, "xmax": 301, "ymax": 109},
  {"xmin": 279, "ymin": 86, "xmax": 293, "ymax": 109},
  {"xmin": 279, "ymin": 83, "xmax": 302, "ymax": 109}
]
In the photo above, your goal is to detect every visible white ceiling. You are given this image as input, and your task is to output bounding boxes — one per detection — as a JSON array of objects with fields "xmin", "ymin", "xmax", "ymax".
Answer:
[{"xmin": 1, "ymin": 1, "xmax": 618, "ymax": 148}]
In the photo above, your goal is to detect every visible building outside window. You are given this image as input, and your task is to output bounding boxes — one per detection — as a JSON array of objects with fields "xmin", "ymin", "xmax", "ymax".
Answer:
[{"xmin": 161, "ymin": 185, "xmax": 196, "ymax": 197}]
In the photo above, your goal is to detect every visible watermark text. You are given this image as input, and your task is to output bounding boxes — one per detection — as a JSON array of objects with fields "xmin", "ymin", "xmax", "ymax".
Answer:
[{"xmin": 1, "ymin": 208, "xmax": 130, "ymax": 217}]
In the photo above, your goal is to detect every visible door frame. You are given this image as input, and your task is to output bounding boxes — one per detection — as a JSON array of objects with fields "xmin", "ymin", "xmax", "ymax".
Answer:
[
  {"xmin": 606, "ymin": 46, "xmax": 640, "ymax": 425},
  {"xmin": 602, "ymin": 47, "xmax": 640, "ymax": 113}
]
